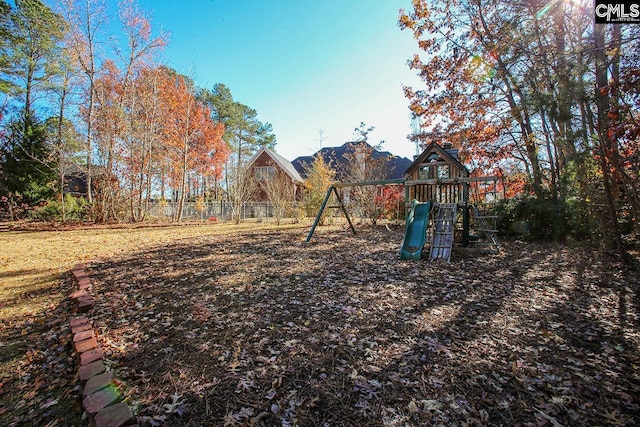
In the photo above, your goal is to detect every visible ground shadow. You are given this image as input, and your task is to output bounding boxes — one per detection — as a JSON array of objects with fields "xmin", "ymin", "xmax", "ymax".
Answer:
[{"xmin": 85, "ymin": 226, "xmax": 640, "ymax": 426}]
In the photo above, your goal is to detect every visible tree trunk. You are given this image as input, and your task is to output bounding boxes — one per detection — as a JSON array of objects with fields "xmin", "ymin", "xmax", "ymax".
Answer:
[
  {"xmin": 57, "ymin": 82, "xmax": 68, "ymax": 223},
  {"xmin": 86, "ymin": 82, "xmax": 94, "ymax": 205},
  {"xmin": 177, "ymin": 137, "xmax": 189, "ymax": 223},
  {"xmin": 60, "ymin": 169, "xmax": 66, "ymax": 223},
  {"xmin": 594, "ymin": 22, "xmax": 627, "ymax": 262}
]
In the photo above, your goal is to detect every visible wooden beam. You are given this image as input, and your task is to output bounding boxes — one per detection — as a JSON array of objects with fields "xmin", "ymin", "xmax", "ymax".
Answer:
[
  {"xmin": 331, "ymin": 178, "xmax": 405, "ymax": 189},
  {"xmin": 404, "ymin": 176, "xmax": 498, "ymax": 186}
]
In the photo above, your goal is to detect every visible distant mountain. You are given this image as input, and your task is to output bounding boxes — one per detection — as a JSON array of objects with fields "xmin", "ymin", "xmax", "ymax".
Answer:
[{"xmin": 292, "ymin": 142, "xmax": 412, "ymax": 181}]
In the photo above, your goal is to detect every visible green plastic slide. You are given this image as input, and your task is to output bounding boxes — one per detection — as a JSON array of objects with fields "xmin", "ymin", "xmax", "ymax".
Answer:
[{"xmin": 400, "ymin": 200, "xmax": 432, "ymax": 260}]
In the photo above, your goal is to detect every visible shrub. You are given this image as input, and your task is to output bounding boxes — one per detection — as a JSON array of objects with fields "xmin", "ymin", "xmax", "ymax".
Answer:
[
  {"xmin": 494, "ymin": 193, "xmax": 602, "ymax": 242},
  {"xmin": 30, "ymin": 200, "xmax": 61, "ymax": 222},
  {"xmin": 29, "ymin": 194, "xmax": 89, "ymax": 222}
]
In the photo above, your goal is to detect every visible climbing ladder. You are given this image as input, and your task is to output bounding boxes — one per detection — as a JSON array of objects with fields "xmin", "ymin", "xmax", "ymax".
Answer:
[
  {"xmin": 429, "ymin": 203, "xmax": 457, "ymax": 261},
  {"xmin": 470, "ymin": 204, "xmax": 499, "ymax": 253}
]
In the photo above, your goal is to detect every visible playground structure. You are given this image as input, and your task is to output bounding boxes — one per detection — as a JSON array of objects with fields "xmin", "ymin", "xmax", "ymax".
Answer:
[{"xmin": 306, "ymin": 142, "xmax": 500, "ymax": 261}]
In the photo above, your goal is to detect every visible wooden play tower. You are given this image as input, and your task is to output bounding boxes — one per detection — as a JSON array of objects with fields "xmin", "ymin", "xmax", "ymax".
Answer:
[{"xmin": 403, "ymin": 141, "xmax": 500, "ymax": 261}]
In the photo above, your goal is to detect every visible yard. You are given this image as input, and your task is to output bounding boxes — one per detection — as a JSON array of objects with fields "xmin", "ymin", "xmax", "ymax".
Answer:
[{"xmin": 1, "ymin": 222, "xmax": 639, "ymax": 426}]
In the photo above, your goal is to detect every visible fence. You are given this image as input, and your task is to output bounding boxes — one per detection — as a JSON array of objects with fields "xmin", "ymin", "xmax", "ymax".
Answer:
[
  {"xmin": 146, "ymin": 201, "xmax": 279, "ymax": 222},
  {"xmin": 144, "ymin": 197, "xmax": 406, "ymax": 223}
]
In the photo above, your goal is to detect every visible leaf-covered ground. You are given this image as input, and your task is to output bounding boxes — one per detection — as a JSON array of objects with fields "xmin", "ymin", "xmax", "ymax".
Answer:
[
  {"xmin": 86, "ymin": 225, "xmax": 640, "ymax": 426},
  {"xmin": 0, "ymin": 221, "xmax": 271, "ymax": 426}
]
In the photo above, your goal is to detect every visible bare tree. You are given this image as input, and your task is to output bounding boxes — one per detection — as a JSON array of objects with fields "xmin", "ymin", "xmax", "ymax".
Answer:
[
  {"xmin": 260, "ymin": 166, "xmax": 296, "ymax": 225},
  {"xmin": 59, "ymin": 0, "xmax": 109, "ymax": 206},
  {"xmin": 227, "ymin": 164, "xmax": 258, "ymax": 224},
  {"xmin": 341, "ymin": 123, "xmax": 391, "ymax": 224}
]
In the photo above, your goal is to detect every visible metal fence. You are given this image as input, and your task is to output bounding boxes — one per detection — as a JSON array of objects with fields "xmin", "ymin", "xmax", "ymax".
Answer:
[
  {"xmin": 145, "ymin": 195, "xmax": 406, "ymax": 223},
  {"xmin": 146, "ymin": 201, "xmax": 280, "ymax": 222}
]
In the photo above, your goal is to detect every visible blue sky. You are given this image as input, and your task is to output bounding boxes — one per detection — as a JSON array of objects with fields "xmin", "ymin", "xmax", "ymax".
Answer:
[{"xmin": 107, "ymin": 1, "xmax": 423, "ymax": 161}]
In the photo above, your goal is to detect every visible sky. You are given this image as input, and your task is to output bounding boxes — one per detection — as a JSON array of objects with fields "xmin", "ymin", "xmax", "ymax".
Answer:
[{"xmin": 110, "ymin": 0, "xmax": 424, "ymax": 161}]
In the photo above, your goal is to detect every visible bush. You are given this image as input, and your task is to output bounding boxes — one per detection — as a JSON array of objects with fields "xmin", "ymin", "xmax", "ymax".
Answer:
[
  {"xmin": 0, "ymin": 194, "xmax": 31, "ymax": 220},
  {"xmin": 375, "ymin": 186, "xmax": 405, "ymax": 222},
  {"xmin": 494, "ymin": 194, "xmax": 600, "ymax": 242},
  {"xmin": 30, "ymin": 200, "xmax": 61, "ymax": 222},
  {"xmin": 64, "ymin": 194, "xmax": 89, "ymax": 221},
  {"xmin": 288, "ymin": 203, "xmax": 306, "ymax": 224},
  {"xmin": 29, "ymin": 194, "xmax": 89, "ymax": 222}
]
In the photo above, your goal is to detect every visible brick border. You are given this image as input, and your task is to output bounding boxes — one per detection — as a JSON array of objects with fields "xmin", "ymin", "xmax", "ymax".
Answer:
[{"xmin": 69, "ymin": 263, "xmax": 139, "ymax": 427}]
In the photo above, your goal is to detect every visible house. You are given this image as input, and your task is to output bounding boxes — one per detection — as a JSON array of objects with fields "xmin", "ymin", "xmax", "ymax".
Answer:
[
  {"xmin": 62, "ymin": 165, "xmax": 115, "ymax": 199},
  {"xmin": 63, "ymin": 164, "xmax": 89, "ymax": 196},
  {"xmin": 64, "ymin": 171, "xmax": 88, "ymax": 196},
  {"xmin": 291, "ymin": 141, "xmax": 412, "ymax": 181},
  {"xmin": 246, "ymin": 146, "xmax": 304, "ymax": 201},
  {"xmin": 405, "ymin": 141, "xmax": 468, "ymax": 180}
]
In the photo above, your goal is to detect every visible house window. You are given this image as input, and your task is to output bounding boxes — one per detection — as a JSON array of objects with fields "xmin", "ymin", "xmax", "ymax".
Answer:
[{"xmin": 255, "ymin": 166, "xmax": 275, "ymax": 181}]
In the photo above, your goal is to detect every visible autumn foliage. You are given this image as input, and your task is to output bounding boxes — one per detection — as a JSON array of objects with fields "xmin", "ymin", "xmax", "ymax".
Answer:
[
  {"xmin": 157, "ymin": 69, "xmax": 228, "ymax": 221},
  {"xmin": 0, "ymin": 0, "xmax": 233, "ymax": 223},
  {"xmin": 400, "ymin": 0, "xmax": 640, "ymax": 251}
]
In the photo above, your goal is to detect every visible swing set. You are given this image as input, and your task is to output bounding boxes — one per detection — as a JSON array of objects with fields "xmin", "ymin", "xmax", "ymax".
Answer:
[{"xmin": 305, "ymin": 142, "xmax": 501, "ymax": 261}]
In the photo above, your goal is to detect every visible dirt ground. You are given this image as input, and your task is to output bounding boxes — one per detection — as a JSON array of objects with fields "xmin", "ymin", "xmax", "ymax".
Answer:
[{"xmin": 78, "ymin": 225, "xmax": 640, "ymax": 426}]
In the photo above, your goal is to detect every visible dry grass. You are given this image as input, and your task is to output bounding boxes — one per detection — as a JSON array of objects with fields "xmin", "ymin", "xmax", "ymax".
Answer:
[
  {"xmin": 86, "ymin": 226, "xmax": 638, "ymax": 426},
  {"xmin": 0, "ymin": 220, "xmax": 306, "ymax": 426},
  {"xmin": 0, "ymin": 222, "xmax": 301, "ymax": 320},
  {"xmin": 1, "ymin": 221, "xmax": 638, "ymax": 426}
]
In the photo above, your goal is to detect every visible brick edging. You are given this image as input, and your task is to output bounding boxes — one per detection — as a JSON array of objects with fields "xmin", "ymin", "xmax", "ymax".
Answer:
[{"xmin": 69, "ymin": 263, "xmax": 139, "ymax": 427}]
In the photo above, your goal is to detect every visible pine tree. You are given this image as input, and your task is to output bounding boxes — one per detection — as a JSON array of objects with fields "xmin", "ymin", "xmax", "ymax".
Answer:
[{"xmin": 0, "ymin": 114, "xmax": 57, "ymax": 218}]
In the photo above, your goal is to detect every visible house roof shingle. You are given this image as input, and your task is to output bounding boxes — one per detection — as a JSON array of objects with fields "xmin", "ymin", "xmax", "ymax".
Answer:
[{"xmin": 291, "ymin": 142, "xmax": 412, "ymax": 181}]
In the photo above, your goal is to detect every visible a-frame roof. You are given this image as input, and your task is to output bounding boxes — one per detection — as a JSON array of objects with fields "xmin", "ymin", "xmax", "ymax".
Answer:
[
  {"xmin": 404, "ymin": 141, "xmax": 469, "ymax": 178},
  {"xmin": 246, "ymin": 146, "xmax": 304, "ymax": 183}
]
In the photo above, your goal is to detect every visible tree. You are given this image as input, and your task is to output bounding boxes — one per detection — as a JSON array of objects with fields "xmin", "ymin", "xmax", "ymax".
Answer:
[
  {"xmin": 260, "ymin": 165, "xmax": 296, "ymax": 226},
  {"xmin": 0, "ymin": 0, "xmax": 65, "ymax": 219},
  {"xmin": 399, "ymin": 1, "xmax": 504, "ymax": 179},
  {"xmin": 302, "ymin": 154, "xmax": 335, "ymax": 224},
  {"xmin": 91, "ymin": 59, "xmax": 124, "ymax": 221},
  {"xmin": 399, "ymin": 0, "xmax": 640, "ymax": 251},
  {"xmin": 199, "ymin": 83, "xmax": 276, "ymax": 212},
  {"xmin": 0, "ymin": 113, "xmax": 57, "ymax": 218},
  {"xmin": 58, "ymin": 0, "xmax": 109, "ymax": 205},
  {"xmin": 0, "ymin": 0, "xmax": 14, "ymax": 99},
  {"xmin": 226, "ymin": 163, "xmax": 258, "ymax": 224},
  {"xmin": 44, "ymin": 115, "xmax": 82, "ymax": 222},
  {"xmin": 88, "ymin": 1, "xmax": 167, "ymax": 222},
  {"xmin": 5, "ymin": 0, "xmax": 65, "ymax": 125},
  {"xmin": 157, "ymin": 68, "xmax": 228, "ymax": 222},
  {"xmin": 116, "ymin": 0, "xmax": 167, "ymax": 221},
  {"xmin": 125, "ymin": 66, "xmax": 163, "ymax": 221},
  {"xmin": 341, "ymin": 122, "xmax": 392, "ymax": 223},
  {"xmin": 201, "ymin": 83, "xmax": 276, "ymax": 160},
  {"xmin": 45, "ymin": 28, "xmax": 87, "ymax": 222}
]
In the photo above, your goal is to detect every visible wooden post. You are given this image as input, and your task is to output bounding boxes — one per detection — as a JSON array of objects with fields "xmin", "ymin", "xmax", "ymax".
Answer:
[
  {"xmin": 462, "ymin": 181, "xmax": 470, "ymax": 247},
  {"xmin": 404, "ymin": 184, "xmax": 410, "ymax": 217}
]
